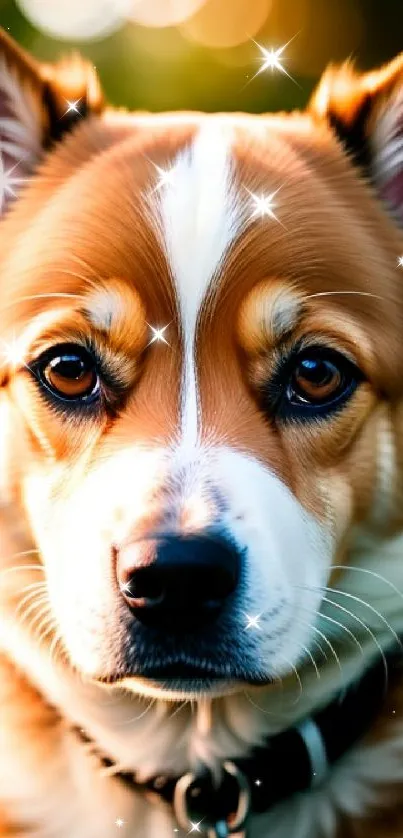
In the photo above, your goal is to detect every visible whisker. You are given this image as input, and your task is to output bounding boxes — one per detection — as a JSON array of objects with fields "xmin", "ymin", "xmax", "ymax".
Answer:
[
  {"xmin": 48, "ymin": 630, "xmax": 64, "ymax": 665},
  {"xmin": 305, "ymin": 291, "xmax": 384, "ymax": 301},
  {"xmin": 0, "ymin": 558, "xmax": 42, "ymax": 575},
  {"xmin": 168, "ymin": 700, "xmax": 188, "ymax": 721},
  {"xmin": 18, "ymin": 580, "xmax": 47, "ymax": 595},
  {"xmin": 19, "ymin": 590, "xmax": 48, "ymax": 611},
  {"xmin": 35, "ymin": 615, "xmax": 55, "ymax": 641},
  {"xmin": 0, "ymin": 565, "xmax": 44, "ymax": 584},
  {"xmin": 319, "ymin": 596, "xmax": 389, "ymax": 688},
  {"xmin": 1, "ymin": 292, "xmax": 84, "ymax": 312},
  {"xmin": 297, "ymin": 600, "xmax": 364, "ymax": 655},
  {"xmin": 323, "ymin": 586, "xmax": 403, "ymax": 652},
  {"xmin": 297, "ymin": 618, "xmax": 342, "ymax": 672},
  {"xmin": 297, "ymin": 643, "xmax": 320, "ymax": 679},
  {"xmin": 118, "ymin": 699, "xmax": 157, "ymax": 725},
  {"xmin": 19, "ymin": 594, "xmax": 49, "ymax": 626},
  {"xmin": 23, "ymin": 612, "xmax": 53, "ymax": 647},
  {"xmin": 243, "ymin": 689, "xmax": 287, "ymax": 718},
  {"xmin": 315, "ymin": 610, "xmax": 364, "ymax": 655},
  {"xmin": 15, "ymin": 585, "xmax": 48, "ymax": 620},
  {"xmin": 309, "ymin": 637, "xmax": 327, "ymax": 661},
  {"xmin": 68, "ymin": 253, "xmax": 102, "ymax": 282},
  {"xmin": 331, "ymin": 565, "xmax": 403, "ymax": 607},
  {"xmin": 54, "ymin": 268, "xmax": 110, "ymax": 300},
  {"xmin": 57, "ymin": 268, "xmax": 96, "ymax": 286},
  {"xmin": 296, "ymin": 586, "xmax": 392, "ymax": 690},
  {"xmin": 276, "ymin": 655, "xmax": 303, "ymax": 704},
  {"xmin": 298, "ymin": 583, "xmax": 403, "ymax": 655},
  {"xmin": 36, "ymin": 619, "xmax": 58, "ymax": 649},
  {"xmin": 28, "ymin": 605, "xmax": 56, "ymax": 640},
  {"xmin": 243, "ymin": 666, "xmax": 290, "ymax": 717}
]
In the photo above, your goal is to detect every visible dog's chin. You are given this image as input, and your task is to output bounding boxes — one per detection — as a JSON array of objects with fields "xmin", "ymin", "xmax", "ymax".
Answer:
[
  {"xmin": 97, "ymin": 663, "xmax": 273, "ymax": 701},
  {"xmin": 120, "ymin": 675, "xmax": 239, "ymax": 700}
]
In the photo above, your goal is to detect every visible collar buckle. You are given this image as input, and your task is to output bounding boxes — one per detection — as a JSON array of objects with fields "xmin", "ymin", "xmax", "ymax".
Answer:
[{"xmin": 173, "ymin": 760, "xmax": 251, "ymax": 836}]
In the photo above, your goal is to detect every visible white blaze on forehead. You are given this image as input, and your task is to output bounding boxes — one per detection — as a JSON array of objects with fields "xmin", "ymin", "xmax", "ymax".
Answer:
[{"xmin": 156, "ymin": 120, "xmax": 243, "ymax": 449}]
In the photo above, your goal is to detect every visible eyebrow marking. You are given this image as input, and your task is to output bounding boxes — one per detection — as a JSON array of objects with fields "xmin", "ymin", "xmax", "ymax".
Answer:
[
  {"xmin": 86, "ymin": 287, "xmax": 125, "ymax": 332},
  {"xmin": 270, "ymin": 294, "xmax": 302, "ymax": 342},
  {"xmin": 238, "ymin": 281, "xmax": 304, "ymax": 353},
  {"xmin": 8, "ymin": 281, "xmax": 147, "ymax": 382},
  {"xmin": 83, "ymin": 281, "xmax": 147, "ymax": 353}
]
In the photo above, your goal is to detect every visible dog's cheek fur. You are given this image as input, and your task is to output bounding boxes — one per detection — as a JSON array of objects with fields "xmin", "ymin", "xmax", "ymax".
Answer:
[
  {"xmin": 0, "ymin": 655, "xmax": 154, "ymax": 838},
  {"xmin": 18, "ymin": 443, "xmax": 171, "ymax": 676}
]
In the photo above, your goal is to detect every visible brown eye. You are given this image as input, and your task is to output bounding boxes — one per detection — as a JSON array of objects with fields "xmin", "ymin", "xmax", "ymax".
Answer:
[
  {"xmin": 266, "ymin": 346, "xmax": 362, "ymax": 422},
  {"xmin": 292, "ymin": 357, "xmax": 342, "ymax": 403},
  {"xmin": 38, "ymin": 345, "xmax": 100, "ymax": 402}
]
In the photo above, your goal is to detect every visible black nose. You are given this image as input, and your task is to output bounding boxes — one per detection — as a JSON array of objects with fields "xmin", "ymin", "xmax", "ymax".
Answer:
[{"xmin": 117, "ymin": 533, "xmax": 240, "ymax": 630}]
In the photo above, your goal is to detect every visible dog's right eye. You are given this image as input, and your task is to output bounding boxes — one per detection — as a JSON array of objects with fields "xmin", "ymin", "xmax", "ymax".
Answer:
[{"xmin": 34, "ymin": 343, "xmax": 100, "ymax": 403}]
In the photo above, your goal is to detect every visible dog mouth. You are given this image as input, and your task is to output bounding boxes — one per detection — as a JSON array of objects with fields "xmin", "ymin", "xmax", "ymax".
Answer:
[
  {"xmin": 98, "ymin": 660, "xmax": 271, "ymax": 693},
  {"xmin": 143, "ymin": 667, "xmax": 271, "ymax": 693},
  {"xmin": 139, "ymin": 662, "xmax": 234, "ymax": 681}
]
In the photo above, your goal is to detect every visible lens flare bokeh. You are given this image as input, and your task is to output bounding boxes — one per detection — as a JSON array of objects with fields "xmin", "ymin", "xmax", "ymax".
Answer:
[{"xmin": 3, "ymin": 0, "xmax": 402, "ymax": 114}]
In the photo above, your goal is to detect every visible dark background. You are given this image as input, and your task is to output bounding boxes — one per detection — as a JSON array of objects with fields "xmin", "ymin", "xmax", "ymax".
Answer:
[{"xmin": 1, "ymin": 0, "xmax": 403, "ymax": 114}]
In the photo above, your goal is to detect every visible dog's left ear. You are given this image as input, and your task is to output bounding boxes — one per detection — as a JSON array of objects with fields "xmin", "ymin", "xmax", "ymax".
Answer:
[
  {"xmin": 310, "ymin": 54, "xmax": 403, "ymax": 224},
  {"xmin": 0, "ymin": 27, "xmax": 103, "ymax": 212}
]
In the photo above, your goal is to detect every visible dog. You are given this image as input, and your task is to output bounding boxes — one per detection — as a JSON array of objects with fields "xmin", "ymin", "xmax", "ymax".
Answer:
[{"xmin": 1, "ymin": 25, "xmax": 403, "ymax": 838}]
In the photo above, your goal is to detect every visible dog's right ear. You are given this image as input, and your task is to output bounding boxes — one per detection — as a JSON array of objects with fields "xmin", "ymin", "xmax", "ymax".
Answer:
[
  {"xmin": 0, "ymin": 27, "xmax": 104, "ymax": 213},
  {"xmin": 309, "ymin": 54, "xmax": 403, "ymax": 226}
]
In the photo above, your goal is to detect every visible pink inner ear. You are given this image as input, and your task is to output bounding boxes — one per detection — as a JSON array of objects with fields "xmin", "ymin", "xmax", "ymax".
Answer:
[
  {"xmin": 373, "ymin": 90, "xmax": 403, "ymax": 225},
  {"xmin": 379, "ymin": 172, "xmax": 403, "ymax": 221},
  {"xmin": 0, "ymin": 70, "xmax": 40, "ymax": 215}
]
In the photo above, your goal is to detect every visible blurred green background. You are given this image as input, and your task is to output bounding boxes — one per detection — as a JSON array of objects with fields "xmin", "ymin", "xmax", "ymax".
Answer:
[{"xmin": 1, "ymin": 0, "xmax": 403, "ymax": 113}]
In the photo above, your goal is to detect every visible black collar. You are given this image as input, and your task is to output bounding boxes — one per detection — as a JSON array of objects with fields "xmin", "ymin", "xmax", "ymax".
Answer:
[{"xmin": 75, "ymin": 650, "xmax": 401, "ymax": 832}]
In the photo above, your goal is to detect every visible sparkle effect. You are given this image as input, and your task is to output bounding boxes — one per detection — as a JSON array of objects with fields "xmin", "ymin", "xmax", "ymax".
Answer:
[
  {"xmin": 188, "ymin": 823, "xmax": 203, "ymax": 833},
  {"xmin": 0, "ymin": 335, "xmax": 28, "ymax": 371},
  {"xmin": 115, "ymin": 818, "xmax": 125, "ymax": 828},
  {"xmin": 245, "ymin": 614, "xmax": 262, "ymax": 630},
  {"xmin": 63, "ymin": 99, "xmax": 81, "ymax": 117},
  {"xmin": 152, "ymin": 163, "xmax": 176, "ymax": 191},
  {"xmin": 0, "ymin": 153, "xmax": 27, "ymax": 211},
  {"xmin": 250, "ymin": 36, "xmax": 299, "ymax": 86},
  {"xmin": 397, "ymin": 256, "xmax": 403, "ymax": 268},
  {"xmin": 147, "ymin": 323, "xmax": 170, "ymax": 346},
  {"xmin": 245, "ymin": 187, "xmax": 281, "ymax": 222}
]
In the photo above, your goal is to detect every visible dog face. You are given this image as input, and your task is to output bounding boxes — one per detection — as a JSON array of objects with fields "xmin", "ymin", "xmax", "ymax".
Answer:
[{"xmin": 1, "ymin": 30, "xmax": 403, "ymax": 699}]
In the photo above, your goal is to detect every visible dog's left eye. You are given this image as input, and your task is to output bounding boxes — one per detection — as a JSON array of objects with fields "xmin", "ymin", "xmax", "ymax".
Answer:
[
  {"xmin": 34, "ymin": 344, "xmax": 100, "ymax": 402},
  {"xmin": 269, "ymin": 346, "xmax": 362, "ymax": 420},
  {"xmin": 290, "ymin": 353, "xmax": 345, "ymax": 403}
]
